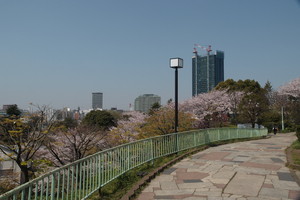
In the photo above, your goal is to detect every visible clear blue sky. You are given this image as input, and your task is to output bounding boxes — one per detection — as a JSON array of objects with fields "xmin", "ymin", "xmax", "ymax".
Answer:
[{"xmin": 1, "ymin": 0, "xmax": 300, "ymax": 110}]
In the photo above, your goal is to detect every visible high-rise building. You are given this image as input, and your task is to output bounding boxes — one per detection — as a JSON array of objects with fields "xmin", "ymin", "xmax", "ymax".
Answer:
[
  {"xmin": 134, "ymin": 94, "xmax": 161, "ymax": 113},
  {"xmin": 92, "ymin": 92, "xmax": 103, "ymax": 110},
  {"xmin": 192, "ymin": 50, "xmax": 224, "ymax": 96}
]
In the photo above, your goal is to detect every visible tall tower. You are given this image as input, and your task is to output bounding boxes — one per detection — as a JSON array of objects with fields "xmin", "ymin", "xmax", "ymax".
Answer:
[
  {"xmin": 192, "ymin": 50, "xmax": 224, "ymax": 96},
  {"xmin": 92, "ymin": 92, "xmax": 103, "ymax": 110}
]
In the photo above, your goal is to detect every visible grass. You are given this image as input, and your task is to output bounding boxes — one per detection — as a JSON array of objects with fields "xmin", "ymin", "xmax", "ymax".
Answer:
[
  {"xmin": 290, "ymin": 140, "xmax": 300, "ymax": 165},
  {"xmin": 291, "ymin": 140, "xmax": 300, "ymax": 150}
]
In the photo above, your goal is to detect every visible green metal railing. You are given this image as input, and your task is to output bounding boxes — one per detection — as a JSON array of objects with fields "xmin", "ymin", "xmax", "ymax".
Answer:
[{"xmin": 0, "ymin": 128, "xmax": 267, "ymax": 200}]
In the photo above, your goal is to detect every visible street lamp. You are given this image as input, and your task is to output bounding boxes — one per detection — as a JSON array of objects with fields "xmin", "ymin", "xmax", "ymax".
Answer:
[{"xmin": 170, "ymin": 57, "xmax": 183, "ymax": 132}]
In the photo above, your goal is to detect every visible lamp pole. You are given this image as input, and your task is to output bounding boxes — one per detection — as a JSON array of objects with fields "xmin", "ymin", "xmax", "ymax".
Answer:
[
  {"xmin": 170, "ymin": 58, "xmax": 183, "ymax": 132},
  {"xmin": 281, "ymin": 106, "xmax": 284, "ymax": 131}
]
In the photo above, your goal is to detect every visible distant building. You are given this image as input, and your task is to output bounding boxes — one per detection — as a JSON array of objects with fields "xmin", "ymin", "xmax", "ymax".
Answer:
[
  {"xmin": 92, "ymin": 92, "xmax": 103, "ymax": 110},
  {"xmin": 134, "ymin": 94, "xmax": 161, "ymax": 113},
  {"xmin": 0, "ymin": 145, "xmax": 21, "ymax": 182},
  {"xmin": 192, "ymin": 50, "xmax": 224, "ymax": 96},
  {"xmin": 2, "ymin": 104, "xmax": 17, "ymax": 112}
]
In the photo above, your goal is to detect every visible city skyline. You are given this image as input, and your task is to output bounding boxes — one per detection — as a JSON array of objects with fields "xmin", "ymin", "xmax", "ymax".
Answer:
[{"xmin": 1, "ymin": 1, "xmax": 300, "ymax": 110}]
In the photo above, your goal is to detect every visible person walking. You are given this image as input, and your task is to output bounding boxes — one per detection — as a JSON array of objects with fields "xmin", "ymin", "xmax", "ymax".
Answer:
[{"xmin": 273, "ymin": 126, "xmax": 278, "ymax": 135}]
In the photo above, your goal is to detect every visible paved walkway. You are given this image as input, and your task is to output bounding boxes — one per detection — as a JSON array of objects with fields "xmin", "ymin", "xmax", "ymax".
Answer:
[{"xmin": 138, "ymin": 133, "xmax": 300, "ymax": 200}]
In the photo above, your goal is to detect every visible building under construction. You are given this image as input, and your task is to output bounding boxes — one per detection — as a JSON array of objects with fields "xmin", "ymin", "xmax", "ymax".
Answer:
[{"xmin": 192, "ymin": 45, "xmax": 224, "ymax": 96}]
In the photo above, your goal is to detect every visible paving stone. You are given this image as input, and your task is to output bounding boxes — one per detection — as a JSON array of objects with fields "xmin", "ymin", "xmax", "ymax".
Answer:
[
  {"xmin": 270, "ymin": 157, "xmax": 284, "ymax": 163},
  {"xmin": 192, "ymin": 154, "xmax": 204, "ymax": 159},
  {"xmin": 272, "ymin": 179, "xmax": 300, "ymax": 190},
  {"xmin": 183, "ymin": 197, "xmax": 207, "ymax": 200},
  {"xmin": 251, "ymin": 142, "xmax": 276, "ymax": 145},
  {"xmin": 239, "ymin": 162, "xmax": 281, "ymax": 170},
  {"xmin": 222, "ymin": 193, "xmax": 231, "ymax": 197},
  {"xmin": 136, "ymin": 192, "xmax": 154, "ymax": 200},
  {"xmin": 259, "ymin": 188, "xmax": 289, "ymax": 199},
  {"xmin": 154, "ymin": 189, "xmax": 194, "ymax": 196},
  {"xmin": 177, "ymin": 182, "xmax": 209, "ymax": 189},
  {"xmin": 162, "ymin": 168, "xmax": 177, "ymax": 175},
  {"xmin": 288, "ymin": 190, "xmax": 300, "ymax": 199},
  {"xmin": 154, "ymin": 175, "xmax": 174, "ymax": 182},
  {"xmin": 143, "ymin": 185, "xmax": 154, "ymax": 192},
  {"xmin": 210, "ymin": 178, "xmax": 230, "ymax": 185},
  {"xmin": 207, "ymin": 197, "xmax": 222, "ymax": 200},
  {"xmin": 160, "ymin": 181, "xmax": 178, "ymax": 190},
  {"xmin": 224, "ymin": 172, "xmax": 264, "ymax": 196},
  {"xmin": 200, "ymin": 152, "xmax": 230, "ymax": 160},
  {"xmin": 262, "ymin": 183, "xmax": 274, "ymax": 188},
  {"xmin": 212, "ymin": 170, "xmax": 235, "ymax": 179},
  {"xmin": 149, "ymin": 181, "xmax": 160, "ymax": 188},
  {"xmin": 183, "ymin": 179, "xmax": 202, "ymax": 183},
  {"xmin": 194, "ymin": 190, "xmax": 222, "ymax": 197},
  {"xmin": 176, "ymin": 172, "xmax": 209, "ymax": 180},
  {"xmin": 213, "ymin": 183, "xmax": 226, "ymax": 189},
  {"xmin": 154, "ymin": 195, "xmax": 174, "ymax": 199},
  {"xmin": 267, "ymin": 147, "xmax": 282, "ymax": 149},
  {"xmin": 277, "ymin": 172, "xmax": 295, "ymax": 182}
]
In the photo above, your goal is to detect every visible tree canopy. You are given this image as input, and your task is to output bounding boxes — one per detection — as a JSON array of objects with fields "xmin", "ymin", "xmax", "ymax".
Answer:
[
  {"xmin": 6, "ymin": 105, "xmax": 21, "ymax": 117},
  {"xmin": 82, "ymin": 110, "xmax": 116, "ymax": 130}
]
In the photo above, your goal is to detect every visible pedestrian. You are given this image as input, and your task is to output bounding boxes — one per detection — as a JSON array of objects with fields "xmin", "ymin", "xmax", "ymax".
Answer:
[{"xmin": 273, "ymin": 127, "xmax": 277, "ymax": 135}]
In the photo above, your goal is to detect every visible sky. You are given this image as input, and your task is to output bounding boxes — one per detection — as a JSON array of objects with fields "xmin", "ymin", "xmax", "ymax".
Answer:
[{"xmin": 0, "ymin": 0, "xmax": 300, "ymax": 111}]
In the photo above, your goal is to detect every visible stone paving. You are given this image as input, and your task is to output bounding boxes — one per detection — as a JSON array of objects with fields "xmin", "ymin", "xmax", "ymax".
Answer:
[{"xmin": 137, "ymin": 133, "xmax": 300, "ymax": 200}]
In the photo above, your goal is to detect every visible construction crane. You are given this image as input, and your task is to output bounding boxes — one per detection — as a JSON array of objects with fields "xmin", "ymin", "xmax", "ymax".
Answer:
[
  {"xmin": 193, "ymin": 44, "xmax": 213, "ymax": 92},
  {"xmin": 194, "ymin": 44, "xmax": 212, "ymax": 55}
]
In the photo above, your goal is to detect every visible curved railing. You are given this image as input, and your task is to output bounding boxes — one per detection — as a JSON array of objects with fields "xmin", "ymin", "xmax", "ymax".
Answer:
[{"xmin": 0, "ymin": 128, "xmax": 267, "ymax": 200}]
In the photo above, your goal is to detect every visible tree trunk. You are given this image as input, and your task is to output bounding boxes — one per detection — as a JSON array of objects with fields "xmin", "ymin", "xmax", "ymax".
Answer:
[{"xmin": 20, "ymin": 166, "xmax": 30, "ymax": 184}]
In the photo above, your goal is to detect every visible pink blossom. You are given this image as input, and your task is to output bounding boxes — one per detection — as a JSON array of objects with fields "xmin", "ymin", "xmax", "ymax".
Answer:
[{"xmin": 278, "ymin": 77, "xmax": 300, "ymax": 98}]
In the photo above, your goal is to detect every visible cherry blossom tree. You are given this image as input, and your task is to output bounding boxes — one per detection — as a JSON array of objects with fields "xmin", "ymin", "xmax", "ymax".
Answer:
[
  {"xmin": 277, "ymin": 77, "xmax": 300, "ymax": 125},
  {"xmin": 180, "ymin": 90, "xmax": 234, "ymax": 128},
  {"xmin": 278, "ymin": 77, "xmax": 300, "ymax": 98},
  {"xmin": 108, "ymin": 111, "xmax": 147, "ymax": 145},
  {"xmin": 38, "ymin": 125, "xmax": 108, "ymax": 167}
]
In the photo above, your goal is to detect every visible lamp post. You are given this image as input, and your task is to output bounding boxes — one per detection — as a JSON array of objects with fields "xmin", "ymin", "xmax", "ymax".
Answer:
[{"xmin": 170, "ymin": 58, "xmax": 183, "ymax": 132}]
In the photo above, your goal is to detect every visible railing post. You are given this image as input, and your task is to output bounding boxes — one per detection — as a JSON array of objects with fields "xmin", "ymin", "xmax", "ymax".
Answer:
[
  {"xmin": 151, "ymin": 138, "xmax": 154, "ymax": 165},
  {"xmin": 51, "ymin": 173, "xmax": 55, "ymax": 200},
  {"xmin": 127, "ymin": 145, "xmax": 130, "ymax": 170},
  {"xmin": 176, "ymin": 133, "xmax": 179, "ymax": 153},
  {"xmin": 193, "ymin": 131, "xmax": 196, "ymax": 147}
]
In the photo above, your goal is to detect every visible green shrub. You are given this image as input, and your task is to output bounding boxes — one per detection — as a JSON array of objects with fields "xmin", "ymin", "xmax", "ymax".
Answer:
[{"xmin": 296, "ymin": 126, "xmax": 300, "ymax": 142}]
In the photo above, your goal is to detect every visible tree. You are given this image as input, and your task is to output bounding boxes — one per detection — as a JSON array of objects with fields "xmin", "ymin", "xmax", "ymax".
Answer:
[
  {"xmin": 39, "ymin": 125, "xmax": 108, "ymax": 167},
  {"xmin": 180, "ymin": 90, "xmax": 233, "ymax": 128},
  {"xmin": 6, "ymin": 105, "xmax": 21, "ymax": 117},
  {"xmin": 237, "ymin": 91, "xmax": 269, "ymax": 128},
  {"xmin": 216, "ymin": 79, "xmax": 269, "ymax": 128},
  {"xmin": 0, "ymin": 105, "xmax": 56, "ymax": 184},
  {"xmin": 278, "ymin": 77, "xmax": 300, "ymax": 98},
  {"xmin": 149, "ymin": 102, "xmax": 161, "ymax": 115},
  {"xmin": 82, "ymin": 110, "xmax": 116, "ymax": 130},
  {"xmin": 216, "ymin": 79, "xmax": 261, "ymax": 93},
  {"xmin": 109, "ymin": 111, "xmax": 146, "ymax": 145},
  {"xmin": 54, "ymin": 117, "xmax": 78, "ymax": 130},
  {"xmin": 277, "ymin": 77, "xmax": 300, "ymax": 126},
  {"xmin": 140, "ymin": 107, "xmax": 195, "ymax": 137}
]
